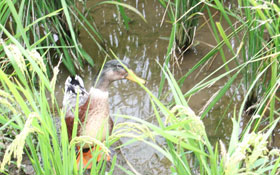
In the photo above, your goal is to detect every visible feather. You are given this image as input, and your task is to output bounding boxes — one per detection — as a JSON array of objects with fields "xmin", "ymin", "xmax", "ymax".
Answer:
[{"xmin": 63, "ymin": 75, "xmax": 89, "ymax": 117}]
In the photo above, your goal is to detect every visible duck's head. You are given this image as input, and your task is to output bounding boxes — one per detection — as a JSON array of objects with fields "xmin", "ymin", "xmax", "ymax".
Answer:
[{"xmin": 95, "ymin": 60, "xmax": 146, "ymax": 90}]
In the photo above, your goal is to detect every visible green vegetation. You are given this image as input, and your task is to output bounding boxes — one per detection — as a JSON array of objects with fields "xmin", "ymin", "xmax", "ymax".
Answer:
[
  {"xmin": 0, "ymin": 0, "xmax": 280, "ymax": 174},
  {"xmin": 158, "ymin": 0, "xmax": 203, "ymax": 51},
  {"xmin": 0, "ymin": 0, "xmax": 96, "ymax": 75}
]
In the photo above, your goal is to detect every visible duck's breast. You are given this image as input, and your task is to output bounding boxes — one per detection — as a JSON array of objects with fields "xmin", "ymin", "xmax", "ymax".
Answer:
[{"xmin": 79, "ymin": 88, "xmax": 112, "ymax": 144}]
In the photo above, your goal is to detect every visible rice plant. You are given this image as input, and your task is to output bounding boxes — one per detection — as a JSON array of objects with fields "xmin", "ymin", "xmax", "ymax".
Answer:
[
  {"xmin": 156, "ymin": 0, "xmax": 280, "ymax": 173},
  {"xmin": 112, "ymin": 59, "xmax": 280, "ymax": 174},
  {"xmin": 204, "ymin": 0, "xmax": 280, "ymax": 124},
  {"xmin": 1, "ymin": 41, "xmax": 279, "ymax": 174},
  {"xmin": 158, "ymin": 0, "xmax": 205, "ymax": 96},
  {"xmin": 158, "ymin": 0, "xmax": 204, "ymax": 51},
  {"xmin": 0, "ymin": 0, "xmax": 92, "ymax": 75},
  {"xmin": 1, "ymin": 0, "xmax": 280, "ymax": 174},
  {"xmin": 0, "ymin": 35, "xmax": 121, "ymax": 175}
]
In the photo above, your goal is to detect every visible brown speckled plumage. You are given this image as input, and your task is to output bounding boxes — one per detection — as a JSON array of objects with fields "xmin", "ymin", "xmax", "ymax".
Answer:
[{"xmin": 65, "ymin": 92, "xmax": 113, "ymax": 142}]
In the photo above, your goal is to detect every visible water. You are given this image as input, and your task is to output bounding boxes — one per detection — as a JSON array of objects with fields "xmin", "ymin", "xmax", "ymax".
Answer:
[{"xmin": 55, "ymin": 0, "xmax": 243, "ymax": 174}]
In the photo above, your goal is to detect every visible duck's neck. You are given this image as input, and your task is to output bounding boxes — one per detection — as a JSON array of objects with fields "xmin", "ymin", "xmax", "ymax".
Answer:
[{"xmin": 94, "ymin": 74, "xmax": 111, "ymax": 91}]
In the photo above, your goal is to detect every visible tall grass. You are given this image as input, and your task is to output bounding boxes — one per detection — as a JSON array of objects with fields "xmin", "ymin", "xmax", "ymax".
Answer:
[
  {"xmin": 1, "ymin": 42, "xmax": 279, "ymax": 174},
  {"xmin": 158, "ymin": 0, "xmax": 205, "ymax": 96},
  {"xmin": 0, "ymin": 0, "xmax": 144, "ymax": 76},
  {"xmin": 0, "ymin": 0, "xmax": 280, "ymax": 174},
  {"xmin": 0, "ymin": 0, "xmax": 93, "ymax": 75},
  {"xmin": 0, "ymin": 42, "xmax": 120, "ymax": 174},
  {"xmin": 204, "ymin": 0, "xmax": 280, "ymax": 124},
  {"xmin": 158, "ymin": 0, "xmax": 204, "ymax": 51},
  {"xmin": 159, "ymin": 0, "xmax": 280, "ymax": 173},
  {"xmin": 111, "ymin": 56, "xmax": 280, "ymax": 174}
]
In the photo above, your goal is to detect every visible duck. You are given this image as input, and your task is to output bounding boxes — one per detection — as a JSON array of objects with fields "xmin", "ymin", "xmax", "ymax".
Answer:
[{"xmin": 62, "ymin": 59, "xmax": 145, "ymax": 169}]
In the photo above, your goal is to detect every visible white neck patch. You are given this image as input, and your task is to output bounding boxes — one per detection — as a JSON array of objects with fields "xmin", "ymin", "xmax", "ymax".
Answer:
[{"xmin": 89, "ymin": 88, "xmax": 109, "ymax": 99}]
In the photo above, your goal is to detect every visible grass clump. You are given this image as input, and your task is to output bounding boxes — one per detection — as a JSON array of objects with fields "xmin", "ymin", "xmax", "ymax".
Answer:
[{"xmin": 158, "ymin": 0, "xmax": 204, "ymax": 52}]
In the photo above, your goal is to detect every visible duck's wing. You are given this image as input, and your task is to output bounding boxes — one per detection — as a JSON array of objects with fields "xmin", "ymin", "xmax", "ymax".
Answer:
[{"xmin": 63, "ymin": 75, "xmax": 89, "ymax": 117}]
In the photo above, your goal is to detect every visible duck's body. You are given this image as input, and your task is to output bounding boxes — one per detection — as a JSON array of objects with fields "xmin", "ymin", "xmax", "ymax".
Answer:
[
  {"xmin": 79, "ymin": 88, "xmax": 112, "ymax": 143},
  {"xmin": 62, "ymin": 60, "xmax": 145, "ymax": 169},
  {"xmin": 64, "ymin": 84, "xmax": 113, "ymax": 145}
]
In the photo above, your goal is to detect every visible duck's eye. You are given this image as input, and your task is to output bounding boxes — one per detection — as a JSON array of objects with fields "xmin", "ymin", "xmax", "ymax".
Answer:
[{"xmin": 116, "ymin": 65, "xmax": 123, "ymax": 69}]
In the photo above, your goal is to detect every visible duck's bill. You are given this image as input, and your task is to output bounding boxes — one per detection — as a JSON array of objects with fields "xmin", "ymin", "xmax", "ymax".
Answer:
[{"xmin": 126, "ymin": 69, "xmax": 146, "ymax": 84}]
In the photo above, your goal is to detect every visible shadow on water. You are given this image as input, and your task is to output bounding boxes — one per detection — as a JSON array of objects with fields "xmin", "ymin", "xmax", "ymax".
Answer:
[{"xmin": 55, "ymin": 0, "xmax": 244, "ymax": 174}]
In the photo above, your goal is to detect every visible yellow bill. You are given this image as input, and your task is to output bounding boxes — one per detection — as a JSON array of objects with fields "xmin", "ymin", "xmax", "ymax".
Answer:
[{"xmin": 126, "ymin": 69, "xmax": 146, "ymax": 84}]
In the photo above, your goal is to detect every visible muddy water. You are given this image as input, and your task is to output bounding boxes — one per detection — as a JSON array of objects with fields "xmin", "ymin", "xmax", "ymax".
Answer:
[{"xmin": 55, "ymin": 0, "xmax": 242, "ymax": 174}]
